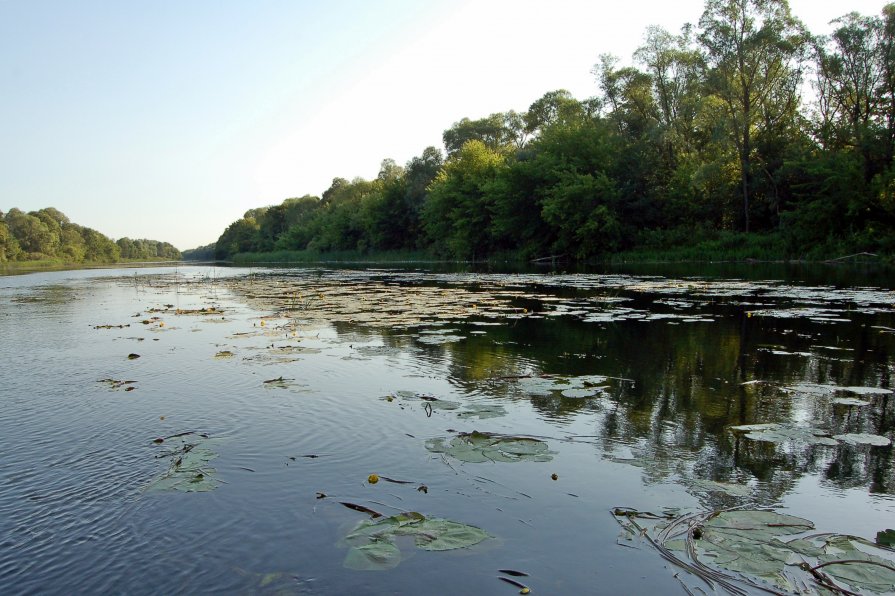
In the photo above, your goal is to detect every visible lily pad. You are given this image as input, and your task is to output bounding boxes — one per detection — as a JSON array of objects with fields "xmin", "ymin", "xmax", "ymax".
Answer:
[
  {"xmin": 615, "ymin": 507, "xmax": 895, "ymax": 594},
  {"xmin": 730, "ymin": 423, "xmax": 839, "ymax": 446},
  {"xmin": 832, "ymin": 397, "xmax": 872, "ymax": 406},
  {"xmin": 455, "ymin": 404, "xmax": 507, "ymax": 419},
  {"xmin": 342, "ymin": 511, "xmax": 490, "ymax": 570},
  {"xmin": 817, "ymin": 547, "xmax": 895, "ymax": 592},
  {"xmin": 425, "ymin": 431, "xmax": 554, "ymax": 463},
  {"xmin": 689, "ymin": 479, "xmax": 752, "ymax": 497},
  {"xmin": 343, "ymin": 541, "xmax": 402, "ymax": 571},
  {"xmin": 877, "ymin": 529, "xmax": 895, "ymax": 547},
  {"xmin": 784, "ymin": 383, "xmax": 836, "ymax": 394},
  {"xmin": 147, "ymin": 432, "xmax": 219, "ymax": 492},
  {"xmin": 833, "ymin": 433, "xmax": 892, "ymax": 447},
  {"xmin": 839, "ymin": 386, "xmax": 893, "ymax": 396},
  {"xmin": 515, "ymin": 374, "xmax": 608, "ymax": 397},
  {"xmin": 560, "ymin": 387, "xmax": 601, "ymax": 398}
]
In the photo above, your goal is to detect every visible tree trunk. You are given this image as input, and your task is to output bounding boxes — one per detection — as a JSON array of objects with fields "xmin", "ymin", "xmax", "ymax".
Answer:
[{"xmin": 742, "ymin": 94, "xmax": 751, "ymax": 234}]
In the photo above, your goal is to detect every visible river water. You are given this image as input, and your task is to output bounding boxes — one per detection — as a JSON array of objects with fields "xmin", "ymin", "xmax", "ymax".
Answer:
[{"xmin": 0, "ymin": 264, "xmax": 893, "ymax": 594}]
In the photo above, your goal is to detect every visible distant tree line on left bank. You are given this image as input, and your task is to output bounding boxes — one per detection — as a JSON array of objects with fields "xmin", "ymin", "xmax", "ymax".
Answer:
[{"xmin": 0, "ymin": 207, "xmax": 181, "ymax": 263}]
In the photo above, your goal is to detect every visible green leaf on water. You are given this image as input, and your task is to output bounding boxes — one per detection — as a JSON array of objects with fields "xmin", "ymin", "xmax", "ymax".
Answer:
[
  {"xmin": 560, "ymin": 388, "xmax": 600, "ymax": 398},
  {"xmin": 342, "ymin": 512, "xmax": 490, "ymax": 570},
  {"xmin": 817, "ymin": 547, "xmax": 895, "ymax": 593},
  {"xmin": 689, "ymin": 479, "xmax": 752, "ymax": 497},
  {"xmin": 617, "ymin": 508, "xmax": 895, "ymax": 594},
  {"xmin": 146, "ymin": 432, "xmax": 219, "ymax": 492},
  {"xmin": 730, "ymin": 423, "xmax": 839, "ymax": 446},
  {"xmin": 259, "ymin": 572, "xmax": 283, "ymax": 587},
  {"xmin": 411, "ymin": 518, "xmax": 492, "ymax": 551},
  {"xmin": 343, "ymin": 541, "xmax": 402, "ymax": 571},
  {"xmin": 455, "ymin": 404, "xmax": 507, "ymax": 419},
  {"xmin": 833, "ymin": 433, "xmax": 892, "ymax": 446},
  {"xmin": 878, "ymin": 529, "xmax": 895, "ymax": 547},
  {"xmin": 832, "ymin": 397, "xmax": 872, "ymax": 406},
  {"xmin": 516, "ymin": 374, "xmax": 609, "ymax": 397},
  {"xmin": 425, "ymin": 431, "xmax": 554, "ymax": 463}
]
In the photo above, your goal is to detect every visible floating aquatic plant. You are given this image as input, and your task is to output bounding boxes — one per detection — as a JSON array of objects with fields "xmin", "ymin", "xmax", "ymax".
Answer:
[
  {"xmin": 341, "ymin": 511, "xmax": 491, "ymax": 571},
  {"xmin": 147, "ymin": 432, "xmax": 219, "ymax": 492},
  {"xmin": 425, "ymin": 431, "xmax": 554, "ymax": 463},
  {"xmin": 615, "ymin": 507, "xmax": 895, "ymax": 594}
]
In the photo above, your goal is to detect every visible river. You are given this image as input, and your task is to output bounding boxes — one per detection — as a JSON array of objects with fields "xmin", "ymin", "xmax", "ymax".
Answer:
[{"xmin": 1, "ymin": 264, "xmax": 893, "ymax": 594}]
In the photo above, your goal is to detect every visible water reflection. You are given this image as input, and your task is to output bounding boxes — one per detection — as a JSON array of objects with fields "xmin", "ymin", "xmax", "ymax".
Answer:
[
  {"xmin": 1, "ymin": 265, "xmax": 893, "ymax": 594},
  {"xmin": 219, "ymin": 268, "xmax": 895, "ymax": 503}
]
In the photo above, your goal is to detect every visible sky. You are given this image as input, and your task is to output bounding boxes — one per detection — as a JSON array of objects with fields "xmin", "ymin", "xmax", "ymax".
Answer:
[{"xmin": 0, "ymin": 0, "xmax": 889, "ymax": 250}]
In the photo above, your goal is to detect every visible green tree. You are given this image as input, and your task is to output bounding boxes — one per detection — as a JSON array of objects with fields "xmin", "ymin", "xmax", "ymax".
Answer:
[
  {"xmin": 524, "ymin": 90, "xmax": 588, "ymax": 139},
  {"xmin": 0, "ymin": 221, "xmax": 21, "ymax": 262},
  {"xmin": 698, "ymin": 0, "xmax": 807, "ymax": 232},
  {"xmin": 4, "ymin": 208, "xmax": 58, "ymax": 257},
  {"xmin": 275, "ymin": 196, "xmax": 322, "ymax": 251},
  {"xmin": 80, "ymin": 227, "xmax": 120, "ymax": 262},
  {"xmin": 215, "ymin": 217, "xmax": 260, "ymax": 259},
  {"xmin": 423, "ymin": 140, "xmax": 506, "ymax": 258},
  {"xmin": 59, "ymin": 224, "xmax": 87, "ymax": 261},
  {"xmin": 634, "ymin": 26, "xmax": 704, "ymax": 168},
  {"xmin": 443, "ymin": 113, "xmax": 522, "ymax": 156}
]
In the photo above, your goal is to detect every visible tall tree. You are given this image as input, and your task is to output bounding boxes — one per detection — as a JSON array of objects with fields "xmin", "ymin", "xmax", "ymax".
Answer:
[
  {"xmin": 635, "ymin": 26, "xmax": 704, "ymax": 167},
  {"xmin": 814, "ymin": 11, "xmax": 888, "ymax": 178},
  {"xmin": 422, "ymin": 140, "xmax": 505, "ymax": 258},
  {"xmin": 0, "ymin": 221, "xmax": 20, "ymax": 262},
  {"xmin": 699, "ymin": 0, "xmax": 807, "ymax": 232}
]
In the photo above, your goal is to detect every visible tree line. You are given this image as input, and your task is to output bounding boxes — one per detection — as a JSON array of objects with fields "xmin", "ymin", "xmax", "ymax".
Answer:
[
  {"xmin": 209, "ymin": 0, "xmax": 895, "ymax": 262},
  {"xmin": 0, "ymin": 207, "xmax": 181, "ymax": 264}
]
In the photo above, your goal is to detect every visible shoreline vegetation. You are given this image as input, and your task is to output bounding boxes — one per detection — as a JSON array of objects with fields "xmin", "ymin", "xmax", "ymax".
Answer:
[
  {"xmin": 211, "ymin": 230, "xmax": 890, "ymax": 267},
  {"xmin": 203, "ymin": 0, "xmax": 895, "ymax": 269},
  {"xmin": 7, "ymin": 1, "xmax": 895, "ymax": 271},
  {"xmin": 0, "ymin": 207, "xmax": 181, "ymax": 268},
  {"xmin": 0, "ymin": 258, "xmax": 183, "ymax": 276}
]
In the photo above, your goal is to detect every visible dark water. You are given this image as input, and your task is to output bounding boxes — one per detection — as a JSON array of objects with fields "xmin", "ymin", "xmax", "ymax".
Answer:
[{"xmin": 0, "ymin": 265, "xmax": 893, "ymax": 595}]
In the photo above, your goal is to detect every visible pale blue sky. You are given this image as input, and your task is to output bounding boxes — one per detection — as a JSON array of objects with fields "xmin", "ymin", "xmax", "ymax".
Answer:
[{"xmin": 1, "ymin": 0, "xmax": 887, "ymax": 249}]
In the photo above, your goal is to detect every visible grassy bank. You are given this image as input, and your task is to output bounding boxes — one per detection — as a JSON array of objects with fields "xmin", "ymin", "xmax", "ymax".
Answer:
[
  {"xmin": 232, "ymin": 249, "xmax": 435, "ymax": 265},
  {"xmin": 0, "ymin": 258, "xmax": 183, "ymax": 275},
  {"xmin": 222, "ymin": 232, "xmax": 892, "ymax": 268}
]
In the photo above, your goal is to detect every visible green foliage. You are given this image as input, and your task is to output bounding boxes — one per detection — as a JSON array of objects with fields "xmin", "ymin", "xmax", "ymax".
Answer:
[
  {"xmin": 205, "ymin": 2, "xmax": 895, "ymax": 263},
  {"xmin": 341, "ymin": 511, "xmax": 491, "ymax": 571},
  {"xmin": 0, "ymin": 221, "xmax": 21, "ymax": 262},
  {"xmin": 81, "ymin": 227, "xmax": 120, "ymax": 263},
  {"xmin": 117, "ymin": 237, "xmax": 181, "ymax": 260},
  {"xmin": 0, "ymin": 206, "xmax": 175, "ymax": 265},
  {"xmin": 182, "ymin": 243, "xmax": 216, "ymax": 261},
  {"xmin": 423, "ymin": 140, "xmax": 506, "ymax": 258},
  {"xmin": 215, "ymin": 217, "xmax": 260, "ymax": 260}
]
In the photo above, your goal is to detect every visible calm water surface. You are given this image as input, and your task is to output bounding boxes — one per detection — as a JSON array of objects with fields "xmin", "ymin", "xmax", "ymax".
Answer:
[{"xmin": 0, "ymin": 264, "xmax": 893, "ymax": 594}]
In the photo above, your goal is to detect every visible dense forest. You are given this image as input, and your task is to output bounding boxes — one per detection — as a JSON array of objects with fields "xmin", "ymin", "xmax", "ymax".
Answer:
[
  {"xmin": 0, "ymin": 207, "xmax": 181, "ymax": 264},
  {"xmin": 219, "ymin": 1, "xmax": 893, "ymax": 262}
]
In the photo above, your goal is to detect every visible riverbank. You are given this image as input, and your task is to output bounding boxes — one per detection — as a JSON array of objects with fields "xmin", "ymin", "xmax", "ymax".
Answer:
[
  {"xmin": 216, "ymin": 232, "xmax": 892, "ymax": 268},
  {"xmin": 0, "ymin": 258, "xmax": 183, "ymax": 275}
]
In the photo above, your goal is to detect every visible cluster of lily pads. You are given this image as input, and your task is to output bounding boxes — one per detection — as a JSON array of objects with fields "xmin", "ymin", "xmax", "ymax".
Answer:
[
  {"xmin": 730, "ymin": 423, "xmax": 892, "ymax": 447},
  {"xmin": 425, "ymin": 431, "xmax": 555, "ymax": 464},
  {"xmin": 120, "ymin": 270, "xmax": 895, "ymax": 589},
  {"xmin": 512, "ymin": 374, "xmax": 611, "ymax": 399},
  {"xmin": 615, "ymin": 507, "xmax": 895, "ymax": 594},
  {"xmin": 341, "ymin": 511, "xmax": 491, "ymax": 571},
  {"xmin": 730, "ymin": 382, "xmax": 893, "ymax": 447},
  {"xmin": 382, "ymin": 390, "xmax": 507, "ymax": 419}
]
